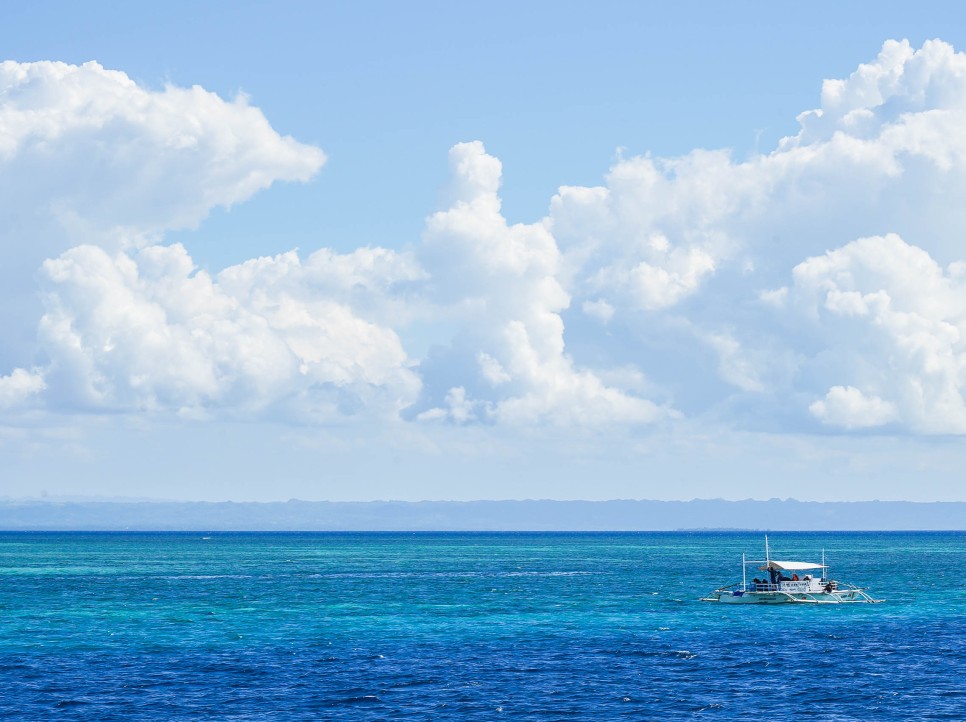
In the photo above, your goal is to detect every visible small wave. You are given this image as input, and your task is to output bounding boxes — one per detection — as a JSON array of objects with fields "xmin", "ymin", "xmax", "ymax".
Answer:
[
  {"xmin": 306, "ymin": 570, "xmax": 592, "ymax": 580},
  {"xmin": 345, "ymin": 695, "xmax": 379, "ymax": 704},
  {"xmin": 54, "ymin": 700, "xmax": 90, "ymax": 708},
  {"xmin": 159, "ymin": 575, "xmax": 253, "ymax": 580},
  {"xmin": 502, "ymin": 571, "xmax": 592, "ymax": 577}
]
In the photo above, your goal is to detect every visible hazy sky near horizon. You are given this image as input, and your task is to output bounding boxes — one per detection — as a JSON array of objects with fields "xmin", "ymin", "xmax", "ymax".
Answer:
[{"xmin": 3, "ymin": 3, "xmax": 966, "ymax": 502}]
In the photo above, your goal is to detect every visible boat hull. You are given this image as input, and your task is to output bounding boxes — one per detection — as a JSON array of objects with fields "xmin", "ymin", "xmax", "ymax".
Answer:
[{"xmin": 702, "ymin": 589, "xmax": 877, "ymax": 604}]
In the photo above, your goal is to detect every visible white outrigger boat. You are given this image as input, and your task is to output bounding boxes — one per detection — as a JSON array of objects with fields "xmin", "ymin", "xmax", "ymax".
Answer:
[{"xmin": 700, "ymin": 537, "xmax": 882, "ymax": 604}]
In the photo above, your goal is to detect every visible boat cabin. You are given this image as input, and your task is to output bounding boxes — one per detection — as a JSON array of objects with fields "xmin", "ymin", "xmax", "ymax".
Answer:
[{"xmin": 746, "ymin": 559, "xmax": 834, "ymax": 594}]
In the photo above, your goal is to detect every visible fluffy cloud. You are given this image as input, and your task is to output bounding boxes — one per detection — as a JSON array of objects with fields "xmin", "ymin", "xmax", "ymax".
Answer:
[
  {"xmin": 0, "ymin": 60, "xmax": 326, "ymax": 370},
  {"xmin": 787, "ymin": 233, "xmax": 966, "ymax": 433},
  {"xmin": 11, "ymin": 40, "xmax": 966, "ymax": 439},
  {"xmin": 582, "ymin": 298, "xmax": 614, "ymax": 323},
  {"xmin": 809, "ymin": 386, "xmax": 899, "ymax": 429},
  {"xmin": 391, "ymin": 38, "xmax": 966, "ymax": 435},
  {"xmin": 789, "ymin": 39, "xmax": 966, "ymax": 148},
  {"xmin": 550, "ymin": 153, "xmax": 734, "ymax": 313},
  {"xmin": 37, "ymin": 243, "xmax": 421, "ymax": 421},
  {"xmin": 0, "ymin": 60, "xmax": 325, "ymax": 245},
  {"xmin": 27, "ymin": 142, "xmax": 667, "ymax": 427},
  {"xmin": 539, "ymin": 39, "xmax": 966, "ymax": 436},
  {"xmin": 549, "ymin": 38, "xmax": 966, "ymax": 316},
  {"xmin": 0, "ymin": 368, "xmax": 46, "ymax": 409},
  {"xmin": 413, "ymin": 142, "xmax": 665, "ymax": 426},
  {"xmin": 0, "ymin": 59, "xmax": 422, "ymax": 426}
]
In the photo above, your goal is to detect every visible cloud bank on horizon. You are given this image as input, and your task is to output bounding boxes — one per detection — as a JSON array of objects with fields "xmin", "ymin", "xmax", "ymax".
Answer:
[{"xmin": 4, "ymin": 40, "xmax": 966, "ymax": 442}]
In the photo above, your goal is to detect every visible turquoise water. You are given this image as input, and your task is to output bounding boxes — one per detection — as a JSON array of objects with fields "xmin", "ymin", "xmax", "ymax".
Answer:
[{"xmin": 0, "ymin": 531, "xmax": 963, "ymax": 719}]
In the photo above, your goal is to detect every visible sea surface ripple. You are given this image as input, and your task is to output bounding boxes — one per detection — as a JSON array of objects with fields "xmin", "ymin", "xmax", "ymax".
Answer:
[{"xmin": 0, "ymin": 531, "xmax": 963, "ymax": 719}]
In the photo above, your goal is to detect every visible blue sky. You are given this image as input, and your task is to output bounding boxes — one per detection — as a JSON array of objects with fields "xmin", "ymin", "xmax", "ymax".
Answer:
[{"xmin": 2, "ymin": 3, "xmax": 966, "ymax": 502}]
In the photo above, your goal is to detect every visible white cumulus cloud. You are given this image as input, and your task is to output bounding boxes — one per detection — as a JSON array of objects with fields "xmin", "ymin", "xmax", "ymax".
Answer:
[
  {"xmin": 810, "ymin": 386, "xmax": 899, "ymax": 429},
  {"xmin": 13, "ymin": 40, "xmax": 966, "ymax": 441},
  {"xmin": 414, "ymin": 141, "xmax": 665, "ymax": 426},
  {"xmin": 0, "ymin": 59, "xmax": 326, "ymax": 372},
  {"xmin": 549, "ymin": 38, "xmax": 966, "ymax": 316},
  {"xmin": 536, "ymin": 38, "xmax": 966, "ymax": 434},
  {"xmin": 0, "ymin": 60, "xmax": 325, "ymax": 246},
  {"xmin": 37, "ymin": 243, "xmax": 421, "ymax": 421},
  {"xmin": 789, "ymin": 233, "xmax": 966, "ymax": 433},
  {"xmin": 0, "ymin": 368, "xmax": 46, "ymax": 409}
]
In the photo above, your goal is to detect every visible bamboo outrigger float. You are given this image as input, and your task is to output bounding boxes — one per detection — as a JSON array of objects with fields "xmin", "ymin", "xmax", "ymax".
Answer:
[{"xmin": 700, "ymin": 537, "xmax": 883, "ymax": 604}]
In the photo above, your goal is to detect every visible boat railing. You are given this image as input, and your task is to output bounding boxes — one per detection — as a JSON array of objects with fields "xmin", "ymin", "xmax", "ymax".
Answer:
[
  {"xmin": 743, "ymin": 582, "xmax": 778, "ymax": 592},
  {"xmin": 743, "ymin": 581, "xmax": 832, "ymax": 593}
]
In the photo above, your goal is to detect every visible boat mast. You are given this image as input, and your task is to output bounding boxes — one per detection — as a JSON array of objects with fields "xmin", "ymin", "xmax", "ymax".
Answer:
[
  {"xmin": 742, "ymin": 553, "xmax": 747, "ymax": 590},
  {"xmin": 822, "ymin": 547, "xmax": 826, "ymax": 582},
  {"xmin": 765, "ymin": 535, "xmax": 770, "ymax": 565}
]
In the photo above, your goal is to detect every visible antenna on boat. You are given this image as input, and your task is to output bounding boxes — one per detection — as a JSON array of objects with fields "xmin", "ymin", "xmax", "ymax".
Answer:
[
  {"xmin": 822, "ymin": 547, "xmax": 826, "ymax": 582},
  {"xmin": 765, "ymin": 535, "xmax": 770, "ymax": 564},
  {"xmin": 742, "ymin": 553, "xmax": 747, "ymax": 591}
]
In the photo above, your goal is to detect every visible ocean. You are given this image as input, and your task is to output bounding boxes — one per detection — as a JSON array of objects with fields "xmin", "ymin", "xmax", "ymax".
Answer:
[{"xmin": 0, "ymin": 531, "xmax": 963, "ymax": 719}]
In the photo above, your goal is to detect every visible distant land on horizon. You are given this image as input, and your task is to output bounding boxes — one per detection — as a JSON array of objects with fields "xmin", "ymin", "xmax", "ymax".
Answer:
[{"xmin": 0, "ymin": 499, "xmax": 962, "ymax": 531}]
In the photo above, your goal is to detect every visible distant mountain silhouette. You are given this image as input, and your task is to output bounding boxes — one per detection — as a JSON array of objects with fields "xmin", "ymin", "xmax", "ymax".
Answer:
[{"xmin": 0, "ymin": 499, "xmax": 962, "ymax": 530}]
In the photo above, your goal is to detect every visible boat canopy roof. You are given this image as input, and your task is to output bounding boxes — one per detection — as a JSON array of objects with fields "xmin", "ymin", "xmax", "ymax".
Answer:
[{"xmin": 757, "ymin": 560, "xmax": 825, "ymax": 571}]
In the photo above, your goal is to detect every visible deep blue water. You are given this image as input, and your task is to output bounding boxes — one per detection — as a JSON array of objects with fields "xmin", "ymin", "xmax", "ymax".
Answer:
[{"xmin": 0, "ymin": 531, "xmax": 963, "ymax": 719}]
